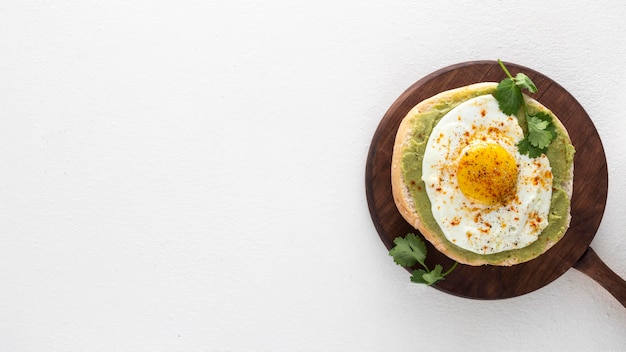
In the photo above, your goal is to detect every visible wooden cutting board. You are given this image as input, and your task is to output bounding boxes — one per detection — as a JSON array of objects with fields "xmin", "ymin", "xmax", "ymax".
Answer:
[{"xmin": 365, "ymin": 60, "xmax": 608, "ymax": 299}]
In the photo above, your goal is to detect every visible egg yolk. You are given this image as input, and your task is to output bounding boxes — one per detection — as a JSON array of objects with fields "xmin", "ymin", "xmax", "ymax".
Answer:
[{"xmin": 457, "ymin": 143, "xmax": 518, "ymax": 206}]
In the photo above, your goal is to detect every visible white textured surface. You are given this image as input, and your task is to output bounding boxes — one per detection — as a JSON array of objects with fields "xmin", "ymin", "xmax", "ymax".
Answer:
[{"xmin": 1, "ymin": 1, "xmax": 625, "ymax": 350}]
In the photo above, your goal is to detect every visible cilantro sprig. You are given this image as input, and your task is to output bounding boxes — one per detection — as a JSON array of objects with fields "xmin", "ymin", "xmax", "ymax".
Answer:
[
  {"xmin": 389, "ymin": 233, "xmax": 457, "ymax": 286},
  {"xmin": 493, "ymin": 59, "xmax": 555, "ymax": 158}
]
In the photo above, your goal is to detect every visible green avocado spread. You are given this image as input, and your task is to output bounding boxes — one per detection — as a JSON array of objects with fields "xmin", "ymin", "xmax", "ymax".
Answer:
[{"xmin": 400, "ymin": 85, "xmax": 575, "ymax": 265}]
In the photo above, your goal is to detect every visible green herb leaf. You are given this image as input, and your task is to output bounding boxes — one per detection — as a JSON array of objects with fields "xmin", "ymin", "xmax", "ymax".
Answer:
[
  {"xmin": 389, "ymin": 233, "xmax": 426, "ymax": 268},
  {"xmin": 526, "ymin": 114, "xmax": 554, "ymax": 149},
  {"xmin": 517, "ymin": 138, "xmax": 545, "ymax": 158},
  {"xmin": 389, "ymin": 233, "xmax": 457, "ymax": 286},
  {"xmin": 495, "ymin": 59, "xmax": 556, "ymax": 158},
  {"xmin": 422, "ymin": 265, "xmax": 445, "ymax": 286},
  {"xmin": 494, "ymin": 78, "xmax": 523, "ymax": 115},
  {"xmin": 536, "ymin": 111, "xmax": 556, "ymax": 138},
  {"xmin": 410, "ymin": 269, "xmax": 428, "ymax": 284},
  {"xmin": 514, "ymin": 73, "xmax": 538, "ymax": 93}
]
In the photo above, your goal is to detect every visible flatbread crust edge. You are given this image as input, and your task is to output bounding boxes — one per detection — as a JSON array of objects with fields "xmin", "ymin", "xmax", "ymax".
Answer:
[{"xmin": 391, "ymin": 82, "xmax": 574, "ymax": 266}]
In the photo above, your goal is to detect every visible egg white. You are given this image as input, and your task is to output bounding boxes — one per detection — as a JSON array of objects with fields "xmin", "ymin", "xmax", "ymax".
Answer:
[{"xmin": 422, "ymin": 94, "xmax": 553, "ymax": 254}]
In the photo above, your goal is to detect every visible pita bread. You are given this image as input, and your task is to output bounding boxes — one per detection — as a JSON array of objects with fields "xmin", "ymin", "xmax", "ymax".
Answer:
[{"xmin": 391, "ymin": 82, "xmax": 574, "ymax": 266}]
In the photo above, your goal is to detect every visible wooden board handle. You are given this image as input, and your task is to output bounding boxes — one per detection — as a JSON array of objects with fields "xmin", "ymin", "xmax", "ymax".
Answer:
[{"xmin": 573, "ymin": 247, "xmax": 626, "ymax": 308}]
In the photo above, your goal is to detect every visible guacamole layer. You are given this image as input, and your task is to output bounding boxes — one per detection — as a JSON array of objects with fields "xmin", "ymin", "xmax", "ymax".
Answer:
[{"xmin": 400, "ymin": 85, "xmax": 575, "ymax": 265}]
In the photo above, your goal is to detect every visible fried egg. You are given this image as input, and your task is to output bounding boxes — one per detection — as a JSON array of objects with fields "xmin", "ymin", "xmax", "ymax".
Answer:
[{"xmin": 422, "ymin": 94, "xmax": 552, "ymax": 254}]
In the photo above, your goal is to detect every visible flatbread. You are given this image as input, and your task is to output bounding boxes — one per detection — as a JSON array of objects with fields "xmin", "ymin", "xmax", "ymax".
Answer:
[{"xmin": 391, "ymin": 82, "xmax": 574, "ymax": 266}]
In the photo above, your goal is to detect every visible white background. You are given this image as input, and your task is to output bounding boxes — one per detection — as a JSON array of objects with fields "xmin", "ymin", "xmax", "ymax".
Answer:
[{"xmin": 2, "ymin": 1, "xmax": 626, "ymax": 351}]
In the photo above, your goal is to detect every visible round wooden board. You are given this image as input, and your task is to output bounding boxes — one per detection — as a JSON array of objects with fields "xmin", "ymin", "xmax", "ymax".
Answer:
[{"xmin": 365, "ymin": 61, "xmax": 608, "ymax": 299}]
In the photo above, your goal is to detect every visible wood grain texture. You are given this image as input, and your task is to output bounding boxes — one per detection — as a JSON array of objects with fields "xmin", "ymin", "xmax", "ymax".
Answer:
[{"xmin": 365, "ymin": 61, "xmax": 609, "ymax": 299}]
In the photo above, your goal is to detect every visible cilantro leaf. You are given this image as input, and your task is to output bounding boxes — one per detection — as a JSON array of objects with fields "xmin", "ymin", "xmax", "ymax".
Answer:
[
  {"xmin": 389, "ymin": 233, "xmax": 426, "ymax": 268},
  {"xmin": 514, "ymin": 73, "xmax": 538, "ymax": 93},
  {"xmin": 389, "ymin": 233, "xmax": 458, "ymax": 286},
  {"xmin": 526, "ymin": 113, "xmax": 554, "ymax": 149},
  {"xmin": 535, "ymin": 111, "xmax": 556, "ymax": 138},
  {"xmin": 410, "ymin": 269, "xmax": 428, "ymax": 284},
  {"xmin": 422, "ymin": 265, "xmax": 445, "ymax": 286},
  {"xmin": 496, "ymin": 59, "xmax": 556, "ymax": 158},
  {"xmin": 494, "ymin": 78, "xmax": 523, "ymax": 115},
  {"xmin": 518, "ymin": 138, "xmax": 545, "ymax": 158}
]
